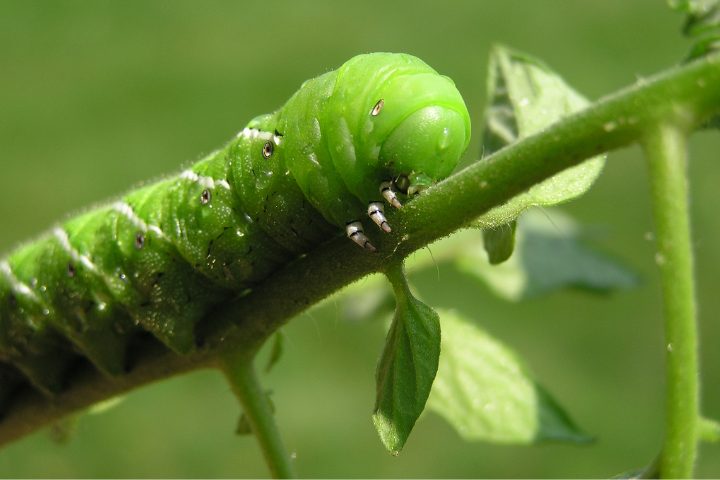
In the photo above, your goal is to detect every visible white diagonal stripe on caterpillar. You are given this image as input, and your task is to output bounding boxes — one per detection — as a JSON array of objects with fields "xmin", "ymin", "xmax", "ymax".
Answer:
[
  {"xmin": 179, "ymin": 170, "xmax": 231, "ymax": 190},
  {"xmin": 237, "ymin": 127, "xmax": 282, "ymax": 145},
  {"xmin": 52, "ymin": 227, "xmax": 132, "ymax": 297},
  {"xmin": 112, "ymin": 202, "xmax": 167, "ymax": 239},
  {"xmin": 52, "ymin": 227, "xmax": 99, "ymax": 274},
  {"xmin": 0, "ymin": 260, "xmax": 40, "ymax": 302}
]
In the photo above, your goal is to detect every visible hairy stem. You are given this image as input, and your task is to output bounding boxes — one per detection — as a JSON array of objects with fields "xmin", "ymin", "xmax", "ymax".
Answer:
[
  {"xmin": 384, "ymin": 261, "xmax": 410, "ymax": 298},
  {"xmin": 643, "ymin": 124, "xmax": 699, "ymax": 478},
  {"xmin": 0, "ymin": 53, "xmax": 719, "ymax": 448},
  {"xmin": 219, "ymin": 352, "xmax": 296, "ymax": 479}
]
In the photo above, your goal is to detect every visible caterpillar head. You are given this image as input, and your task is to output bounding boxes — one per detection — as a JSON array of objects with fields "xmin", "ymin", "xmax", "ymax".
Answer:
[{"xmin": 325, "ymin": 53, "xmax": 471, "ymax": 204}]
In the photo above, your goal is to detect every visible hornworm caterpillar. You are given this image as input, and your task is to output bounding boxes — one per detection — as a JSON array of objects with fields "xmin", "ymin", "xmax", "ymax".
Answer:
[{"xmin": 0, "ymin": 53, "xmax": 470, "ymax": 402}]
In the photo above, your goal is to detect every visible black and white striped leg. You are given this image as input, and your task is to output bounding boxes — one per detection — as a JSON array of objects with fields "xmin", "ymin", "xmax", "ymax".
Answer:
[
  {"xmin": 367, "ymin": 202, "xmax": 391, "ymax": 233},
  {"xmin": 346, "ymin": 221, "xmax": 376, "ymax": 252},
  {"xmin": 380, "ymin": 181, "xmax": 402, "ymax": 209}
]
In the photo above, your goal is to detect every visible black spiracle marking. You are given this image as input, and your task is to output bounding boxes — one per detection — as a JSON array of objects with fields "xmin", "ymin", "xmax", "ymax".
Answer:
[
  {"xmin": 200, "ymin": 189, "xmax": 211, "ymax": 205},
  {"xmin": 135, "ymin": 232, "xmax": 145, "ymax": 250},
  {"xmin": 371, "ymin": 98, "xmax": 384, "ymax": 116},
  {"xmin": 262, "ymin": 141, "xmax": 274, "ymax": 159}
]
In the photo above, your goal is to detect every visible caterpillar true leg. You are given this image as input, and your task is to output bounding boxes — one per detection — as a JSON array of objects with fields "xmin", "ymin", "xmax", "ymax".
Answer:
[
  {"xmin": 346, "ymin": 221, "xmax": 376, "ymax": 252},
  {"xmin": 380, "ymin": 181, "xmax": 402, "ymax": 209},
  {"xmin": 367, "ymin": 202, "xmax": 391, "ymax": 233}
]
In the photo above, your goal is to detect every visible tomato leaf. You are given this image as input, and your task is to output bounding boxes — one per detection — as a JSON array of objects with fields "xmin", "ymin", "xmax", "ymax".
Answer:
[
  {"xmin": 460, "ymin": 210, "xmax": 637, "ymax": 300},
  {"xmin": 428, "ymin": 309, "xmax": 589, "ymax": 444},
  {"xmin": 373, "ymin": 266, "xmax": 440, "ymax": 454},
  {"xmin": 477, "ymin": 45, "xmax": 606, "ymax": 229},
  {"xmin": 264, "ymin": 331, "xmax": 284, "ymax": 373},
  {"xmin": 482, "ymin": 221, "xmax": 517, "ymax": 265}
]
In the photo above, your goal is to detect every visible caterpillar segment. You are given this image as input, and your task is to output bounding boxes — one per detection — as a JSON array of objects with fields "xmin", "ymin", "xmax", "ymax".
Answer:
[
  {"xmin": 0, "ymin": 363, "xmax": 21, "ymax": 412},
  {"xmin": 0, "ymin": 52, "xmax": 470, "ymax": 402}
]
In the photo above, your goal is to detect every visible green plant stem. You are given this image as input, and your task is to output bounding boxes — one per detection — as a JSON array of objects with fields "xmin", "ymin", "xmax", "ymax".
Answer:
[
  {"xmin": 219, "ymin": 351, "xmax": 296, "ymax": 479},
  {"xmin": 384, "ymin": 261, "xmax": 409, "ymax": 297},
  {"xmin": 643, "ymin": 123, "xmax": 699, "ymax": 478},
  {"xmin": 1, "ymin": 53, "xmax": 719, "ymax": 448}
]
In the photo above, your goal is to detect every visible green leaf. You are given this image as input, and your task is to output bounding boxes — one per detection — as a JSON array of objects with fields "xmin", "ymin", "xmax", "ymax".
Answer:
[
  {"xmin": 477, "ymin": 45, "xmax": 606, "ymax": 228},
  {"xmin": 459, "ymin": 210, "xmax": 637, "ymax": 301},
  {"xmin": 670, "ymin": 0, "xmax": 720, "ymax": 36},
  {"xmin": 482, "ymin": 221, "xmax": 517, "ymax": 265},
  {"xmin": 669, "ymin": 0, "xmax": 719, "ymax": 15},
  {"xmin": 235, "ymin": 390, "xmax": 276, "ymax": 436},
  {"xmin": 428, "ymin": 310, "xmax": 589, "ymax": 444},
  {"xmin": 235, "ymin": 413, "xmax": 253, "ymax": 435},
  {"xmin": 699, "ymin": 416, "xmax": 720, "ymax": 443},
  {"xmin": 264, "ymin": 332, "xmax": 284, "ymax": 373},
  {"xmin": 373, "ymin": 265, "xmax": 441, "ymax": 454},
  {"xmin": 669, "ymin": 0, "xmax": 720, "ymax": 60}
]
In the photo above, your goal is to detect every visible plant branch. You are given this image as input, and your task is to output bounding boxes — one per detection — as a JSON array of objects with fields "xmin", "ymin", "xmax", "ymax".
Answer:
[
  {"xmin": 219, "ymin": 351, "xmax": 296, "ymax": 479},
  {"xmin": 1, "ymin": 54, "xmax": 719, "ymax": 448},
  {"xmin": 643, "ymin": 124, "xmax": 699, "ymax": 478}
]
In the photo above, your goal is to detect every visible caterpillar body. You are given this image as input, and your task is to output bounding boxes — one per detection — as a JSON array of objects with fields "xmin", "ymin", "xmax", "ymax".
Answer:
[{"xmin": 0, "ymin": 53, "xmax": 470, "ymax": 403}]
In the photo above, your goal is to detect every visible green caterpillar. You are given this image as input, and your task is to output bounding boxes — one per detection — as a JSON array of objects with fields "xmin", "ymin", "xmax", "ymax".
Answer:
[{"xmin": 0, "ymin": 53, "xmax": 470, "ymax": 404}]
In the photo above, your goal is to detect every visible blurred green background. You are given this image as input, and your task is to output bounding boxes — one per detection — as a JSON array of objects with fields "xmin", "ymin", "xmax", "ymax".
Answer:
[{"xmin": 0, "ymin": 0, "xmax": 718, "ymax": 477}]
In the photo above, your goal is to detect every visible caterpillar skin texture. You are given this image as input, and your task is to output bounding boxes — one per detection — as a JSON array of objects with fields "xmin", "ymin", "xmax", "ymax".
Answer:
[{"xmin": 0, "ymin": 53, "xmax": 470, "ymax": 402}]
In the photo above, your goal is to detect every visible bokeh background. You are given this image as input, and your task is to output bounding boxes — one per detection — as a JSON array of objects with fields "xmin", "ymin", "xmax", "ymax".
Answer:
[{"xmin": 0, "ymin": 0, "xmax": 718, "ymax": 477}]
